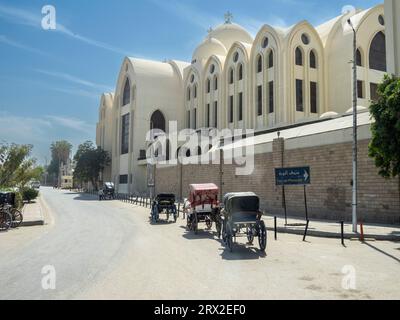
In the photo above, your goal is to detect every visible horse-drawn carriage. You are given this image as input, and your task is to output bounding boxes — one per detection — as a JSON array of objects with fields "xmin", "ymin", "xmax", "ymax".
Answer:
[
  {"xmin": 151, "ymin": 193, "xmax": 178, "ymax": 223},
  {"xmin": 99, "ymin": 182, "xmax": 115, "ymax": 201},
  {"xmin": 221, "ymin": 192, "xmax": 267, "ymax": 252},
  {"xmin": 186, "ymin": 184, "xmax": 222, "ymax": 236}
]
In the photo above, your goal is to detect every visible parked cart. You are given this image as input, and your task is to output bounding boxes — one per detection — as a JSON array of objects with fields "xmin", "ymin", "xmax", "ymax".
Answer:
[
  {"xmin": 186, "ymin": 184, "xmax": 222, "ymax": 236},
  {"xmin": 151, "ymin": 194, "xmax": 178, "ymax": 223},
  {"xmin": 221, "ymin": 192, "xmax": 267, "ymax": 252}
]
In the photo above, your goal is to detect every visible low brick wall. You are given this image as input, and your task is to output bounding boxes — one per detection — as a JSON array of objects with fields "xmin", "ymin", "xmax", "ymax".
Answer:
[{"xmin": 155, "ymin": 138, "xmax": 400, "ymax": 225}]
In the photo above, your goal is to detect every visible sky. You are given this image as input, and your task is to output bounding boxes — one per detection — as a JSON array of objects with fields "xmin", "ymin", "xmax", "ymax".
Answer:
[{"xmin": 0, "ymin": 0, "xmax": 382, "ymax": 164}]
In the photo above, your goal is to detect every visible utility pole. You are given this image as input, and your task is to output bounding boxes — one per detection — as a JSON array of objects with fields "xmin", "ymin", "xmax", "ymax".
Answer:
[{"xmin": 348, "ymin": 19, "xmax": 358, "ymax": 233}]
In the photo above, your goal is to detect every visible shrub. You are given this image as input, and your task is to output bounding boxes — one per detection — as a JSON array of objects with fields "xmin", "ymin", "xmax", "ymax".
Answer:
[{"xmin": 22, "ymin": 188, "xmax": 39, "ymax": 203}]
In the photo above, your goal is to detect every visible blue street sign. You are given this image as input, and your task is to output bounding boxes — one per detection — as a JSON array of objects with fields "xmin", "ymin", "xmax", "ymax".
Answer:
[{"xmin": 275, "ymin": 167, "xmax": 311, "ymax": 186}]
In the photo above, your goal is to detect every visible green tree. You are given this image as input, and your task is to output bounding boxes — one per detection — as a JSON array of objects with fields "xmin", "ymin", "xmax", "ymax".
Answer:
[
  {"xmin": 0, "ymin": 143, "xmax": 33, "ymax": 187},
  {"xmin": 73, "ymin": 141, "xmax": 110, "ymax": 190},
  {"xmin": 369, "ymin": 75, "xmax": 400, "ymax": 178}
]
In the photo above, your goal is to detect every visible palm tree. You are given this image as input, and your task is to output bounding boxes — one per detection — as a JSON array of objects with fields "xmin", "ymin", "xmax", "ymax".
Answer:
[{"xmin": 50, "ymin": 141, "xmax": 72, "ymax": 186}]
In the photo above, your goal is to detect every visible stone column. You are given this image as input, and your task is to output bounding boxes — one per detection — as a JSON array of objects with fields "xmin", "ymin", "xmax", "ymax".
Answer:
[{"xmin": 385, "ymin": 0, "xmax": 400, "ymax": 76}]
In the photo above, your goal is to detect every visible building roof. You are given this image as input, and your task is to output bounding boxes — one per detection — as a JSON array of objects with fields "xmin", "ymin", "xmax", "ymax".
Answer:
[{"xmin": 220, "ymin": 111, "xmax": 373, "ymax": 151}]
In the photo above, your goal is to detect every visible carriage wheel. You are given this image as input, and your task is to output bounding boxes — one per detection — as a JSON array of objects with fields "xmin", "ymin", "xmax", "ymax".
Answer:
[
  {"xmin": 225, "ymin": 224, "xmax": 233, "ymax": 252},
  {"xmin": 193, "ymin": 213, "xmax": 198, "ymax": 234},
  {"xmin": 11, "ymin": 209, "xmax": 23, "ymax": 229},
  {"xmin": 258, "ymin": 221, "xmax": 267, "ymax": 252},
  {"xmin": 0, "ymin": 212, "xmax": 12, "ymax": 231},
  {"xmin": 186, "ymin": 214, "xmax": 191, "ymax": 230},
  {"xmin": 216, "ymin": 220, "xmax": 222, "ymax": 239},
  {"xmin": 151, "ymin": 206, "xmax": 158, "ymax": 223},
  {"xmin": 247, "ymin": 227, "xmax": 255, "ymax": 245},
  {"xmin": 206, "ymin": 218, "xmax": 212, "ymax": 230}
]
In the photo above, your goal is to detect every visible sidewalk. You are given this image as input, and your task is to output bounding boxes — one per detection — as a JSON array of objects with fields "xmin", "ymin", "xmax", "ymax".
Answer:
[
  {"xmin": 264, "ymin": 215, "xmax": 400, "ymax": 242},
  {"xmin": 21, "ymin": 197, "xmax": 45, "ymax": 227}
]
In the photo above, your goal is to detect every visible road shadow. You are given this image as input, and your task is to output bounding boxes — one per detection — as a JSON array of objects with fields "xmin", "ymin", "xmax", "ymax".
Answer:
[
  {"xmin": 148, "ymin": 217, "xmax": 178, "ymax": 226},
  {"xmin": 219, "ymin": 242, "xmax": 267, "ymax": 261},
  {"xmin": 73, "ymin": 194, "xmax": 100, "ymax": 202},
  {"xmin": 363, "ymin": 242, "xmax": 400, "ymax": 264},
  {"xmin": 180, "ymin": 226, "xmax": 219, "ymax": 241}
]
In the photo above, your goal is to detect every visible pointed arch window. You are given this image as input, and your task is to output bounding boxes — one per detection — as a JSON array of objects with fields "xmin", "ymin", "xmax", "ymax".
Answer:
[
  {"xmin": 229, "ymin": 68, "xmax": 234, "ymax": 84},
  {"xmin": 310, "ymin": 50, "xmax": 317, "ymax": 69},
  {"xmin": 187, "ymin": 87, "xmax": 191, "ymax": 101},
  {"xmin": 268, "ymin": 51, "xmax": 274, "ymax": 68},
  {"xmin": 238, "ymin": 64, "xmax": 243, "ymax": 80},
  {"xmin": 214, "ymin": 76, "xmax": 218, "ymax": 90},
  {"xmin": 194, "ymin": 84, "xmax": 197, "ymax": 98},
  {"xmin": 295, "ymin": 47, "xmax": 303, "ymax": 66},
  {"xmin": 369, "ymin": 31, "xmax": 387, "ymax": 72},
  {"xmin": 122, "ymin": 78, "xmax": 131, "ymax": 106},
  {"xmin": 206, "ymin": 79, "xmax": 211, "ymax": 93},
  {"xmin": 257, "ymin": 55, "xmax": 262, "ymax": 73}
]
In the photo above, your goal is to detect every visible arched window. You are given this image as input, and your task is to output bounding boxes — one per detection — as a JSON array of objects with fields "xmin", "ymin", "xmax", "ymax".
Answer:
[
  {"xmin": 229, "ymin": 68, "xmax": 234, "ymax": 84},
  {"xmin": 194, "ymin": 84, "xmax": 197, "ymax": 98},
  {"xmin": 187, "ymin": 87, "xmax": 191, "ymax": 101},
  {"xmin": 257, "ymin": 55, "xmax": 262, "ymax": 73},
  {"xmin": 206, "ymin": 79, "xmax": 211, "ymax": 93},
  {"xmin": 214, "ymin": 76, "xmax": 218, "ymax": 90},
  {"xmin": 369, "ymin": 31, "xmax": 387, "ymax": 72},
  {"xmin": 150, "ymin": 110, "xmax": 166, "ymax": 133},
  {"xmin": 295, "ymin": 47, "xmax": 303, "ymax": 66},
  {"xmin": 238, "ymin": 64, "xmax": 243, "ymax": 80},
  {"xmin": 122, "ymin": 78, "xmax": 131, "ymax": 106},
  {"xmin": 268, "ymin": 51, "xmax": 274, "ymax": 68},
  {"xmin": 310, "ymin": 50, "xmax": 317, "ymax": 69},
  {"xmin": 356, "ymin": 49, "xmax": 363, "ymax": 67}
]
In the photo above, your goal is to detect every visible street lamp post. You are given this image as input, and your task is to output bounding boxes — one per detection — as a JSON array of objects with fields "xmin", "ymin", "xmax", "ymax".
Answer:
[{"xmin": 348, "ymin": 19, "xmax": 358, "ymax": 233}]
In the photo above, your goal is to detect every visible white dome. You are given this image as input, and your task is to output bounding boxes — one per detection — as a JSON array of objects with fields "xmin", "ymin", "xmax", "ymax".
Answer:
[
  {"xmin": 320, "ymin": 111, "xmax": 338, "ymax": 119},
  {"xmin": 209, "ymin": 23, "xmax": 253, "ymax": 49},
  {"xmin": 345, "ymin": 106, "xmax": 367, "ymax": 114},
  {"xmin": 192, "ymin": 37, "xmax": 227, "ymax": 62}
]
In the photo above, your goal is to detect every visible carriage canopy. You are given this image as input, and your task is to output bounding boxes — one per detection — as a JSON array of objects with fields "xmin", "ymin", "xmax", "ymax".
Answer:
[
  {"xmin": 189, "ymin": 183, "xmax": 219, "ymax": 208},
  {"xmin": 223, "ymin": 192, "xmax": 260, "ymax": 214}
]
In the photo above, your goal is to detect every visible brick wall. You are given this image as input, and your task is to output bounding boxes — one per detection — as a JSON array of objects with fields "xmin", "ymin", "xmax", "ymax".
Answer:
[{"xmin": 155, "ymin": 138, "xmax": 400, "ymax": 225}]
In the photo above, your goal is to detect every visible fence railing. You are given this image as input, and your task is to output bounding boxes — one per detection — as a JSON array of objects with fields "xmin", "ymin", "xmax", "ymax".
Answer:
[{"xmin": 79, "ymin": 188, "xmax": 187, "ymax": 215}]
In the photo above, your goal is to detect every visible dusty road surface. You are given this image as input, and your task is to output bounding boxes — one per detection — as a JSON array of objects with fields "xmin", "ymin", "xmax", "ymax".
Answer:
[{"xmin": 0, "ymin": 187, "xmax": 399, "ymax": 300}]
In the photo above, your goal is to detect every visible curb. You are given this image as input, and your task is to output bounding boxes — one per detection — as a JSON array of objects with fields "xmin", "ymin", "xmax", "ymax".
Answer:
[
  {"xmin": 21, "ymin": 198, "xmax": 45, "ymax": 227},
  {"xmin": 266, "ymin": 226, "xmax": 400, "ymax": 242}
]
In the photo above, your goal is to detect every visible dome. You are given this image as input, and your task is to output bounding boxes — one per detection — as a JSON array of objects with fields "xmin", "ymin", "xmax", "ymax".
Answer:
[
  {"xmin": 320, "ymin": 111, "xmax": 338, "ymax": 119},
  {"xmin": 345, "ymin": 106, "xmax": 367, "ymax": 114},
  {"xmin": 209, "ymin": 23, "xmax": 253, "ymax": 49},
  {"xmin": 192, "ymin": 37, "xmax": 227, "ymax": 62}
]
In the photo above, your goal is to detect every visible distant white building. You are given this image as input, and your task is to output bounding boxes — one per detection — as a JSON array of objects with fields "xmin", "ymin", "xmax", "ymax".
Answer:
[{"xmin": 97, "ymin": 4, "xmax": 390, "ymax": 194}]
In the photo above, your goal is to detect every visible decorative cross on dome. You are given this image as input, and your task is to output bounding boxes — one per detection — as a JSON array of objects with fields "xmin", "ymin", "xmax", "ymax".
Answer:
[{"xmin": 224, "ymin": 11, "xmax": 233, "ymax": 24}]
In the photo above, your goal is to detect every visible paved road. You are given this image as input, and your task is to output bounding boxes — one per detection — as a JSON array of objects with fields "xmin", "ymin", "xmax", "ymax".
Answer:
[{"xmin": 0, "ymin": 187, "xmax": 399, "ymax": 300}]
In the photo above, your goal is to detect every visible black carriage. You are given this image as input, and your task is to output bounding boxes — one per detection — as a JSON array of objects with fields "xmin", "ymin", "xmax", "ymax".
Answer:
[
  {"xmin": 186, "ymin": 184, "xmax": 222, "ymax": 236},
  {"xmin": 221, "ymin": 192, "xmax": 267, "ymax": 252},
  {"xmin": 151, "ymin": 194, "xmax": 178, "ymax": 223},
  {"xmin": 99, "ymin": 182, "xmax": 115, "ymax": 200}
]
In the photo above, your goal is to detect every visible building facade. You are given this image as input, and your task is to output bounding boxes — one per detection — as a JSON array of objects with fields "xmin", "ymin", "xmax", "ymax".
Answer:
[{"xmin": 97, "ymin": 4, "xmax": 390, "ymax": 196}]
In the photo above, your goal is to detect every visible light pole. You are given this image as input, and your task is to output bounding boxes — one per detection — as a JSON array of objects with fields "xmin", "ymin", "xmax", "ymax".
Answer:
[{"xmin": 348, "ymin": 19, "xmax": 358, "ymax": 233}]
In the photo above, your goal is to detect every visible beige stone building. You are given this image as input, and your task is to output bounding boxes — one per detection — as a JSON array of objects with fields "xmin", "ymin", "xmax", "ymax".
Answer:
[{"xmin": 96, "ymin": 3, "xmax": 399, "ymax": 223}]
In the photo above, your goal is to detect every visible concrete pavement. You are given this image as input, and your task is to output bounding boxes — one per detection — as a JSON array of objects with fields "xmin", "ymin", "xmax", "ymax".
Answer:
[{"xmin": 0, "ymin": 187, "xmax": 399, "ymax": 300}]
